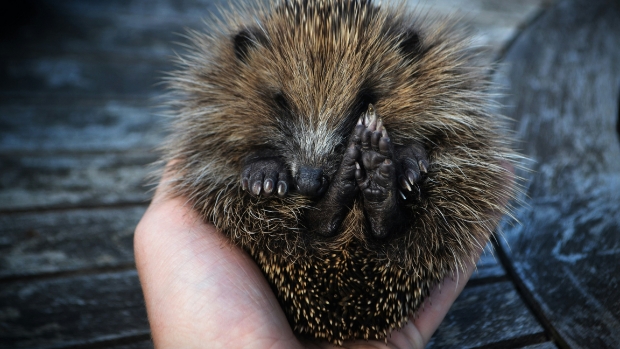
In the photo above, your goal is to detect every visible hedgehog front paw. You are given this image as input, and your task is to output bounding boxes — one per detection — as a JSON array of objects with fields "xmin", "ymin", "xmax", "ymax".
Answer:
[
  {"xmin": 304, "ymin": 140, "xmax": 360, "ymax": 237},
  {"xmin": 241, "ymin": 157, "xmax": 289, "ymax": 197},
  {"xmin": 353, "ymin": 105, "xmax": 400, "ymax": 239},
  {"xmin": 394, "ymin": 143, "xmax": 429, "ymax": 198}
]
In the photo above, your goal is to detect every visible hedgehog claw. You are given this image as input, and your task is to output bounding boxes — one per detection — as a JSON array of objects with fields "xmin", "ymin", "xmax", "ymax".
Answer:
[
  {"xmin": 264, "ymin": 178, "xmax": 274, "ymax": 194},
  {"xmin": 367, "ymin": 104, "xmax": 378, "ymax": 131},
  {"xmin": 418, "ymin": 160, "xmax": 428, "ymax": 174},
  {"xmin": 252, "ymin": 181, "xmax": 262, "ymax": 195},
  {"xmin": 406, "ymin": 170, "xmax": 417, "ymax": 185},
  {"xmin": 393, "ymin": 142, "xmax": 429, "ymax": 201},
  {"xmin": 399, "ymin": 175, "xmax": 412, "ymax": 191},
  {"xmin": 277, "ymin": 181, "xmax": 287, "ymax": 196}
]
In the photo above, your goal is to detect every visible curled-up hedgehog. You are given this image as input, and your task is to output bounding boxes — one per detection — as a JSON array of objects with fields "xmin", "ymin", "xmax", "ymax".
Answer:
[{"xmin": 161, "ymin": 0, "xmax": 518, "ymax": 344}]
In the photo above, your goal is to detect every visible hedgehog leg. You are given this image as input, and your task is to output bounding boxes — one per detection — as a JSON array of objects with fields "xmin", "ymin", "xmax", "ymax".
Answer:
[
  {"xmin": 305, "ymin": 141, "xmax": 360, "ymax": 237},
  {"xmin": 394, "ymin": 143, "xmax": 429, "ymax": 198},
  {"xmin": 354, "ymin": 105, "xmax": 404, "ymax": 239},
  {"xmin": 241, "ymin": 156, "xmax": 289, "ymax": 197}
]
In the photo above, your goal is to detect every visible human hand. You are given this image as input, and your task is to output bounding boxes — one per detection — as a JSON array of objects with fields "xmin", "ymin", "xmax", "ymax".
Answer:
[{"xmin": 134, "ymin": 180, "xmax": 481, "ymax": 349}]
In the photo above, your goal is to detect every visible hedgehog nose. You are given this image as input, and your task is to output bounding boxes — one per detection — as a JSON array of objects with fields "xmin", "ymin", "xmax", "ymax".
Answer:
[{"xmin": 296, "ymin": 166, "xmax": 328, "ymax": 198}]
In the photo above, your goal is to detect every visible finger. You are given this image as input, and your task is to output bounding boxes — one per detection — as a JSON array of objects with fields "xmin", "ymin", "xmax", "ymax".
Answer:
[
  {"xmin": 361, "ymin": 128, "xmax": 372, "ymax": 150},
  {"xmin": 371, "ymin": 131, "xmax": 382, "ymax": 151},
  {"xmin": 352, "ymin": 124, "xmax": 366, "ymax": 145},
  {"xmin": 412, "ymin": 247, "xmax": 481, "ymax": 345},
  {"xmin": 378, "ymin": 134, "xmax": 392, "ymax": 158},
  {"xmin": 355, "ymin": 162, "xmax": 365, "ymax": 186},
  {"xmin": 263, "ymin": 171, "xmax": 278, "ymax": 196},
  {"xmin": 249, "ymin": 171, "xmax": 264, "ymax": 196},
  {"xmin": 277, "ymin": 172, "xmax": 288, "ymax": 197}
]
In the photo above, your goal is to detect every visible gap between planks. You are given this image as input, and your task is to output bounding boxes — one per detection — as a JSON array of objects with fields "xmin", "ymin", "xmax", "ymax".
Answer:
[
  {"xmin": 0, "ymin": 262, "xmax": 139, "ymax": 284},
  {"xmin": 0, "ymin": 201, "xmax": 150, "ymax": 216},
  {"xmin": 42, "ymin": 332, "xmax": 153, "ymax": 349},
  {"xmin": 473, "ymin": 333, "xmax": 551, "ymax": 349},
  {"xmin": 492, "ymin": 238, "xmax": 571, "ymax": 349}
]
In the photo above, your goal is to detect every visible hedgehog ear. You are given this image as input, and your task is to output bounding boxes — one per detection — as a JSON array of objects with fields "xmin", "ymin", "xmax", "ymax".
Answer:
[
  {"xmin": 233, "ymin": 28, "xmax": 268, "ymax": 64},
  {"xmin": 398, "ymin": 30, "xmax": 422, "ymax": 60}
]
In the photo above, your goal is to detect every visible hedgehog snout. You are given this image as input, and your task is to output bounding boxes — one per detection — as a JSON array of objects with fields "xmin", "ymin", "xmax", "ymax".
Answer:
[{"xmin": 295, "ymin": 166, "xmax": 329, "ymax": 198}]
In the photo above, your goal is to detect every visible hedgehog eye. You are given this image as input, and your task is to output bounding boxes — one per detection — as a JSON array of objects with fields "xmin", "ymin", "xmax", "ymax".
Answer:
[
  {"xmin": 398, "ymin": 30, "xmax": 422, "ymax": 59},
  {"xmin": 274, "ymin": 92, "xmax": 290, "ymax": 110},
  {"xmin": 233, "ymin": 27, "xmax": 268, "ymax": 63}
]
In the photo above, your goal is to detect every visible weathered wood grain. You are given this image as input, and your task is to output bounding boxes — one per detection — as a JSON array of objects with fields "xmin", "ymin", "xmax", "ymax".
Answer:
[
  {"xmin": 470, "ymin": 242, "xmax": 506, "ymax": 281},
  {"xmin": 0, "ymin": 153, "xmax": 156, "ymax": 211},
  {"xmin": 0, "ymin": 0, "xmax": 218, "ymax": 58},
  {"xmin": 520, "ymin": 342, "xmax": 559, "ymax": 349},
  {"xmin": 0, "ymin": 56, "xmax": 171, "ymax": 98},
  {"xmin": 104, "ymin": 341, "xmax": 154, "ymax": 349},
  {"xmin": 0, "ymin": 206, "xmax": 146, "ymax": 279},
  {"xmin": 496, "ymin": 0, "xmax": 620, "ymax": 347},
  {"xmin": 428, "ymin": 281, "xmax": 545, "ymax": 348},
  {"xmin": 0, "ymin": 99, "xmax": 164, "ymax": 153},
  {"xmin": 404, "ymin": 0, "xmax": 554, "ymax": 59},
  {"xmin": 0, "ymin": 270, "xmax": 149, "ymax": 349}
]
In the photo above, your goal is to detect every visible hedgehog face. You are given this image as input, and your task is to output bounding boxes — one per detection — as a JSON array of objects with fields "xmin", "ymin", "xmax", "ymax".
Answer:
[{"xmin": 221, "ymin": 3, "xmax": 421, "ymax": 199}]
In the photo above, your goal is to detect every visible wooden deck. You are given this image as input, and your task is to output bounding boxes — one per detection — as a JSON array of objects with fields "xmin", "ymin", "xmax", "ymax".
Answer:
[{"xmin": 1, "ymin": 0, "xmax": 619, "ymax": 348}]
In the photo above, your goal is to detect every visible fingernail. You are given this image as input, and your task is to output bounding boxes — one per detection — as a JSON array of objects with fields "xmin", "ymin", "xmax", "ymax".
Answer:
[
  {"xmin": 252, "ymin": 182, "xmax": 262, "ymax": 195},
  {"xmin": 399, "ymin": 176, "xmax": 412, "ymax": 191},
  {"xmin": 407, "ymin": 170, "xmax": 418, "ymax": 184},
  {"xmin": 264, "ymin": 179, "xmax": 274, "ymax": 193},
  {"xmin": 277, "ymin": 182, "xmax": 287, "ymax": 196},
  {"xmin": 419, "ymin": 161, "xmax": 428, "ymax": 174}
]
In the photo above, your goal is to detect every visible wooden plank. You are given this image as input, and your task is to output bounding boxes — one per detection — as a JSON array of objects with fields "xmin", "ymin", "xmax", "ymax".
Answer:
[
  {"xmin": 496, "ymin": 0, "xmax": 620, "ymax": 347},
  {"xmin": 428, "ymin": 281, "xmax": 545, "ymax": 348},
  {"xmin": 0, "ymin": 56, "xmax": 170, "ymax": 98},
  {"xmin": 0, "ymin": 153, "xmax": 156, "ymax": 211},
  {"xmin": 0, "ymin": 99, "xmax": 164, "ymax": 153},
  {"xmin": 105, "ymin": 341, "xmax": 154, "ymax": 349},
  {"xmin": 471, "ymin": 242, "xmax": 506, "ymax": 280},
  {"xmin": 41, "ymin": 0, "xmax": 219, "ymax": 18},
  {"xmin": 0, "ymin": 207, "xmax": 146, "ymax": 279},
  {"xmin": 405, "ymin": 0, "xmax": 554, "ymax": 59},
  {"xmin": 0, "ymin": 270, "xmax": 149, "ymax": 349},
  {"xmin": 0, "ymin": 1, "xmax": 215, "ymax": 59},
  {"xmin": 520, "ymin": 342, "xmax": 559, "ymax": 349},
  {"xmin": 104, "ymin": 340, "xmax": 154, "ymax": 349}
]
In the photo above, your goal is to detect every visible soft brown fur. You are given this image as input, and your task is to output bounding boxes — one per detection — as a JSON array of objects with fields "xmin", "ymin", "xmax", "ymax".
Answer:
[{"xmin": 161, "ymin": 0, "xmax": 518, "ymax": 344}]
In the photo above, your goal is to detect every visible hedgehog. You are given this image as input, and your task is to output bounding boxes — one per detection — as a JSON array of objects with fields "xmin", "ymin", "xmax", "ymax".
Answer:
[{"xmin": 160, "ymin": 0, "xmax": 518, "ymax": 344}]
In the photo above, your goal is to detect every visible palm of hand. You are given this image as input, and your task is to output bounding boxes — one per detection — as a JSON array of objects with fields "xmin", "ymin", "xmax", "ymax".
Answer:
[{"xmin": 135, "ymin": 189, "xmax": 476, "ymax": 349}]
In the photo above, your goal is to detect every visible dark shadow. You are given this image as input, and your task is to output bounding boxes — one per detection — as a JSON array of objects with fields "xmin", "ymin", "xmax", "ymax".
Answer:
[
  {"xmin": 0, "ymin": 1, "xmax": 82, "ymax": 49},
  {"xmin": 0, "ymin": 1, "xmax": 43, "ymax": 42}
]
